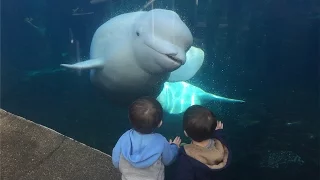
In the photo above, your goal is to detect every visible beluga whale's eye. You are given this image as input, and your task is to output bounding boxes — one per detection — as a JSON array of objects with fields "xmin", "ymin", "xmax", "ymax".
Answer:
[{"xmin": 136, "ymin": 31, "xmax": 140, "ymax": 36}]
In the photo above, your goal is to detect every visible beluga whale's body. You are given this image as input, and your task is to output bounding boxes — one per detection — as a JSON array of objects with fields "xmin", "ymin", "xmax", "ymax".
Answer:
[{"xmin": 60, "ymin": 9, "xmax": 204, "ymax": 104}]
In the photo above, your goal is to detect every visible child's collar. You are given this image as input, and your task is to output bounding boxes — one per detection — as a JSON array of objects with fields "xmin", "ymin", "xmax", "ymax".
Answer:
[{"xmin": 191, "ymin": 139, "xmax": 215, "ymax": 149}]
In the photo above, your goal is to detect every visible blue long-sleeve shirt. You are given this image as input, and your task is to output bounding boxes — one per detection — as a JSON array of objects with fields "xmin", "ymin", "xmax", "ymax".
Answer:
[{"xmin": 112, "ymin": 129, "xmax": 179, "ymax": 169}]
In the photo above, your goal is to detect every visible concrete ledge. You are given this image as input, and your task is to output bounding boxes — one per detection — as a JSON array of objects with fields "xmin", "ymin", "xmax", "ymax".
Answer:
[{"xmin": 0, "ymin": 109, "xmax": 121, "ymax": 180}]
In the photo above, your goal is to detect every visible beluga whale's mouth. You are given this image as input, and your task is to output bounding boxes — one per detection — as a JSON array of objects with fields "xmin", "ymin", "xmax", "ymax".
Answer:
[
  {"xmin": 143, "ymin": 35, "xmax": 186, "ymax": 66},
  {"xmin": 166, "ymin": 54, "xmax": 183, "ymax": 65}
]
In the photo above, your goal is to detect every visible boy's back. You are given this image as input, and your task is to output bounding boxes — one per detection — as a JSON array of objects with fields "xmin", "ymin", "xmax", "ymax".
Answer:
[
  {"xmin": 175, "ymin": 105, "xmax": 231, "ymax": 180},
  {"xmin": 115, "ymin": 130, "xmax": 167, "ymax": 180},
  {"xmin": 176, "ymin": 130, "xmax": 231, "ymax": 180}
]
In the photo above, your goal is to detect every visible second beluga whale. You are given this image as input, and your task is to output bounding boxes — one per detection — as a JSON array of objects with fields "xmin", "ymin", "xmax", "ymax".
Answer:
[
  {"xmin": 157, "ymin": 81, "xmax": 245, "ymax": 114},
  {"xmin": 60, "ymin": 9, "xmax": 204, "ymax": 104}
]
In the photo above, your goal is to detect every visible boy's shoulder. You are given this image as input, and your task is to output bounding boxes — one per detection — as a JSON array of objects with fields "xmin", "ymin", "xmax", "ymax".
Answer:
[
  {"xmin": 118, "ymin": 129, "xmax": 133, "ymax": 138},
  {"xmin": 152, "ymin": 132, "xmax": 167, "ymax": 141},
  {"xmin": 119, "ymin": 129, "xmax": 166, "ymax": 140}
]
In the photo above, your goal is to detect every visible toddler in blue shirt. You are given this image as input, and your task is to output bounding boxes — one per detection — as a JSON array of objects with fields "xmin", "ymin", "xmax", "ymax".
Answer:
[{"xmin": 112, "ymin": 96, "xmax": 181, "ymax": 180}]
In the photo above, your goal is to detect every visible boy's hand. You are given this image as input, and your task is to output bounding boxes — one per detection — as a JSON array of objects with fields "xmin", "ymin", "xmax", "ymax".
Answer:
[
  {"xmin": 216, "ymin": 121, "xmax": 224, "ymax": 130},
  {"xmin": 169, "ymin": 136, "xmax": 181, "ymax": 147}
]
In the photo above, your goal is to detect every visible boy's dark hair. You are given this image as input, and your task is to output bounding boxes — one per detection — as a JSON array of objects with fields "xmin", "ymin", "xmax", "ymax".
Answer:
[
  {"xmin": 128, "ymin": 96, "xmax": 163, "ymax": 134},
  {"xmin": 183, "ymin": 105, "xmax": 217, "ymax": 142}
]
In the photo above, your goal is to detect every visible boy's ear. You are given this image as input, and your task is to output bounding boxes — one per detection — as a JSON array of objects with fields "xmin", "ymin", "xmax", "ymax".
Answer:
[
  {"xmin": 157, "ymin": 120, "xmax": 163, "ymax": 127},
  {"xmin": 184, "ymin": 130, "xmax": 188, "ymax": 137}
]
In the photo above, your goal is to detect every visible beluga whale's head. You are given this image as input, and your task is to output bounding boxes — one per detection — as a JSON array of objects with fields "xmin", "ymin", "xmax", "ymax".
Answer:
[{"xmin": 132, "ymin": 9, "xmax": 193, "ymax": 74}]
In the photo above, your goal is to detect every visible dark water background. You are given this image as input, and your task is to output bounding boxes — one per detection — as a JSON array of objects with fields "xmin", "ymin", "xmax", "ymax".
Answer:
[{"xmin": 1, "ymin": 0, "xmax": 319, "ymax": 179}]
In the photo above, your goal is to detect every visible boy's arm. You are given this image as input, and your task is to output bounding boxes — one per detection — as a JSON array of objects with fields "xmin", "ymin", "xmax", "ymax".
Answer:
[
  {"xmin": 211, "ymin": 129, "xmax": 224, "ymax": 141},
  {"xmin": 161, "ymin": 138, "xmax": 179, "ymax": 165},
  {"xmin": 211, "ymin": 129, "xmax": 229, "ymax": 149},
  {"xmin": 112, "ymin": 134, "xmax": 125, "ymax": 168}
]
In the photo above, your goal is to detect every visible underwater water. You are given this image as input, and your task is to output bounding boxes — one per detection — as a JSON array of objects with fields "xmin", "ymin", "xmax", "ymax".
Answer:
[{"xmin": 1, "ymin": 0, "xmax": 319, "ymax": 179}]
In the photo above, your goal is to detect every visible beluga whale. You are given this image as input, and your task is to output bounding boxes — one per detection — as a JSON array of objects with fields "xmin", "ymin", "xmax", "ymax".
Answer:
[
  {"xmin": 157, "ymin": 81, "xmax": 245, "ymax": 114},
  {"xmin": 60, "ymin": 9, "xmax": 203, "ymax": 104}
]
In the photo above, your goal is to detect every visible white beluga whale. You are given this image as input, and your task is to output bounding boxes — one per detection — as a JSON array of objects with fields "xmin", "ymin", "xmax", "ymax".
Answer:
[
  {"xmin": 157, "ymin": 81, "xmax": 245, "ymax": 114},
  {"xmin": 60, "ymin": 9, "xmax": 204, "ymax": 104}
]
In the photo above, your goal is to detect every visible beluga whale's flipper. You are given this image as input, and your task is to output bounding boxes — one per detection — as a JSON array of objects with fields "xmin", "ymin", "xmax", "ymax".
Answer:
[
  {"xmin": 61, "ymin": 58, "xmax": 104, "ymax": 70},
  {"xmin": 167, "ymin": 46, "xmax": 204, "ymax": 82}
]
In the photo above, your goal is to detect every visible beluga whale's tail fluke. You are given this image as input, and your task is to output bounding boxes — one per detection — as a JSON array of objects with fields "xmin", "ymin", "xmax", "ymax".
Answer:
[{"xmin": 202, "ymin": 92, "xmax": 245, "ymax": 103}]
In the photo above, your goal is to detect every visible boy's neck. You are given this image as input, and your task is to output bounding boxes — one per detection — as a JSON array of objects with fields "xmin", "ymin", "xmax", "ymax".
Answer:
[{"xmin": 191, "ymin": 139, "xmax": 212, "ymax": 148}]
